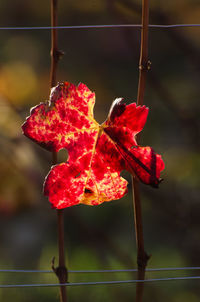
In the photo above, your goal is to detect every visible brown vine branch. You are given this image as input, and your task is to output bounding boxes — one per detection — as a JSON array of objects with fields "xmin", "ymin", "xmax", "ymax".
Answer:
[
  {"xmin": 132, "ymin": 0, "xmax": 150, "ymax": 274},
  {"xmin": 50, "ymin": 1, "xmax": 67, "ymax": 302},
  {"xmin": 132, "ymin": 1, "xmax": 150, "ymax": 301},
  {"xmin": 137, "ymin": 0, "xmax": 150, "ymax": 108},
  {"xmin": 50, "ymin": 0, "xmax": 64, "ymax": 88}
]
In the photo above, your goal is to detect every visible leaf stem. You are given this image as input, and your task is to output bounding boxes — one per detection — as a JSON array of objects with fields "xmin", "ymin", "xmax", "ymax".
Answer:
[
  {"xmin": 50, "ymin": 1, "xmax": 67, "ymax": 302},
  {"xmin": 132, "ymin": 0, "xmax": 150, "ymax": 293}
]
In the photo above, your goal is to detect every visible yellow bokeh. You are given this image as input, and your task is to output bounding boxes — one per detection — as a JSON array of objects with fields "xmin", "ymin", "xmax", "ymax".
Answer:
[{"xmin": 0, "ymin": 61, "xmax": 38, "ymax": 106}]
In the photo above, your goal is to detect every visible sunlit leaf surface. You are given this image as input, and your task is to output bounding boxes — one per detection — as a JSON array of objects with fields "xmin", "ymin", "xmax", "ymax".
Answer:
[{"xmin": 22, "ymin": 82, "xmax": 164, "ymax": 209}]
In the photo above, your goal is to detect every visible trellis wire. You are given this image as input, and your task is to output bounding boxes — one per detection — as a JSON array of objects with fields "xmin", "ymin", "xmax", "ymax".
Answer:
[
  {"xmin": 1, "ymin": 267, "xmax": 200, "ymax": 273},
  {"xmin": 0, "ymin": 24, "xmax": 200, "ymax": 30},
  {"xmin": 1, "ymin": 276, "xmax": 200, "ymax": 288}
]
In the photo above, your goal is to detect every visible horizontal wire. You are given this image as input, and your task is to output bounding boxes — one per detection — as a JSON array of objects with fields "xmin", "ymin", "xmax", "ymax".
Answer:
[
  {"xmin": 1, "ymin": 267, "xmax": 200, "ymax": 274},
  {"xmin": 1, "ymin": 276, "xmax": 200, "ymax": 288},
  {"xmin": 0, "ymin": 24, "xmax": 200, "ymax": 30}
]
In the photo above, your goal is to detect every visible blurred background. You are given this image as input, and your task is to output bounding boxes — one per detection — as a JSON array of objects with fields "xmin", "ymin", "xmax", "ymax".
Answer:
[{"xmin": 0, "ymin": 0, "xmax": 200, "ymax": 301}]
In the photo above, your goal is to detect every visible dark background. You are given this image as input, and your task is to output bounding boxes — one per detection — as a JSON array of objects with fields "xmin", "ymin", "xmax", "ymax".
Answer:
[{"xmin": 0, "ymin": 0, "xmax": 200, "ymax": 301}]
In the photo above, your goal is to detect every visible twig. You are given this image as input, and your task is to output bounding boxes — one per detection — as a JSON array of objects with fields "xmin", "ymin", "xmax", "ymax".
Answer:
[
  {"xmin": 132, "ymin": 178, "xmax": 149, "ymax": 270},
  {"xmin": 132, "ymin": 1, "xmax": 150, "ymax": 301},
  {"xmin": 50, "ymin": 0, "xmax": 63, "ymax": 88},
  {"xmin": 50, "ymin": 1, "xmax": 67, "ymax": 302},
  {"xmin": 132, "ymin": 0, "xmax": 150, "ymax": 302},
  {"xmin": 52, "ymin": 210, "xmax": 68, "ymax": 302},
  {"xmin": 137, "ymin": 0, "xmax": 150, "ymax": 108},
  {"xmin": 133, "ymin": 0, "xmax": 150, "ymax": 270}
]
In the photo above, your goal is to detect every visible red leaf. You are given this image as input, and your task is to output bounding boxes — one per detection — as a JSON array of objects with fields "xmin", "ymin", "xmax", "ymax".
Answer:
[{"xmin": 22, "ymin": 82, "xmax": 164, "ymax": 209}]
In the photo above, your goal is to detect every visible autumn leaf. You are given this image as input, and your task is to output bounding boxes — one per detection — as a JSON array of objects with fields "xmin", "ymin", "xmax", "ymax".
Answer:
[{"xmin": 22, "ymin": 82, "xmax": 164, "ymax": 209}]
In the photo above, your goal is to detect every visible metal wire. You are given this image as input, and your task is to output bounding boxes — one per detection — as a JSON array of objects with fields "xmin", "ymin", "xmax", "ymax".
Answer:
[
  {"xmin": 0, "ymin": 24, "xmax": 200, "ymax": 30},
  {"xmin": 1, "ymin": 267, "xmax": 200, "ymax": 274},
  {"xmin": 0, "ymin": 276, "xmax": 200, "ymax": 288}
]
